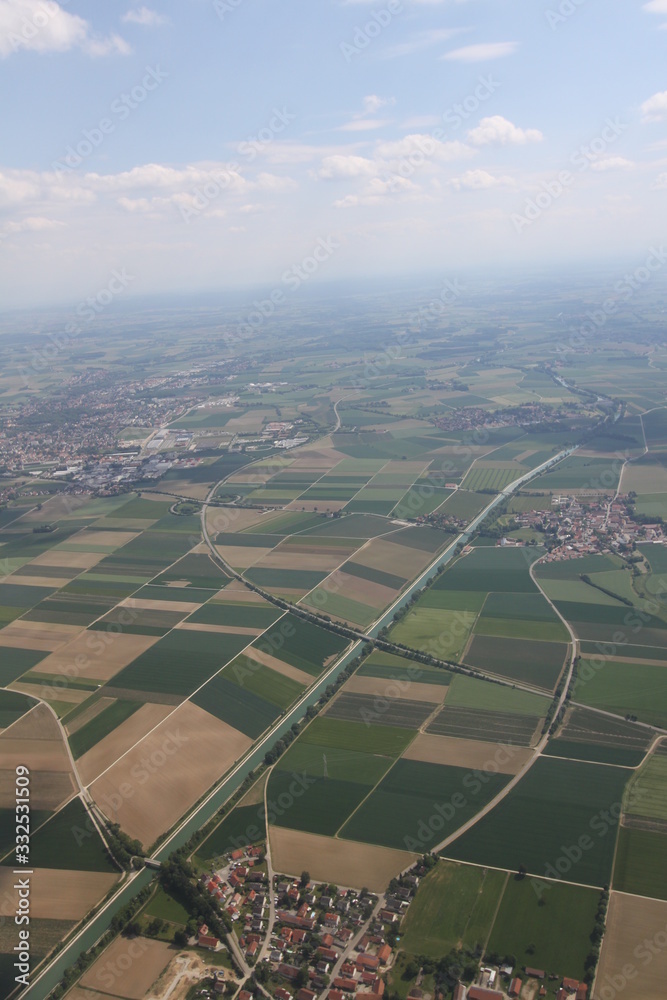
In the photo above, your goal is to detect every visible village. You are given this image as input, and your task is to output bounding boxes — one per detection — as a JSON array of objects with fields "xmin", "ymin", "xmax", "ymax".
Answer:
[
  {"xmin": 182, "ymin": 845, "xmax": 593, "ymax": 1000},
  {"xmin": 508, "ymin": 493, "xmax": 664, "ymax": 561}
]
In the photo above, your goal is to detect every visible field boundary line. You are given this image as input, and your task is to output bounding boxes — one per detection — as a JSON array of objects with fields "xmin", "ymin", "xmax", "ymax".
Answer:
[{"xmin": 480, "ymin": 868, "xmax": 509, "ymax": 957}]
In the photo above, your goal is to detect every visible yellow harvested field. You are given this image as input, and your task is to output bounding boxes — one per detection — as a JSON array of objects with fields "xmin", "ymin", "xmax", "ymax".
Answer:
[
  {"xmin": 0, "ymin": 621, "xmax": 82, "ymax": 651},
  {"xmin": 120, "ymin": 597, "xmax": 200, "ymax": 613},
  {"xmin": 210, "ymin": 583, "xmax": 267, "ymax": 602},
  {"xmin": 622, "ymin": 463, "xmax": 667, "ymax": 494},
  {"xmin": 29, "ymin": 549, "xmax": 105, "ymax": 570},
  {"xmin": 19, "ymin": 495, "xmax": 90, "ymax": 522},
  {"xmin": 597, "ymin": 893, "xmax": 667, "ymax": 1000},
  {"xmin": 344, "ymin": 674, "xmax": 447, "ymax": 704},
  {"xmin": 205, "ymin": 506, "xmax": 267, "ymax": 535},
  {"xmin": 286, "ymin": 500, "xmax": 347, "ymax": 512},
  {"xmin": 80, "ymin": 937, "xmax": 175, "ymax": 999},
  {"xmin": 252, "ymin": 550, "xmax": 344, "ymax": 572},
  {"xmin": 78, "ymin": 702, "xmax": 174, "ymax": 785},
  {"xmin": 403, "ymin": 733, "xmax": 533, "ymax": 772},
  {"xmin": 35, "ymin": 632, "xmax": 159, "ymax": 683},
  {"xmin": 323, "ymin": 571, "xmax": 397, "ymax": 608},
  {"xmin": 1, "ymin": 574, "xmax": 72, "ymax": 588},
  {"xmin": 216, "ymin": 545, "xmax": 273, "ymax": 569},
  {"xmin": 0, "ymin": 769, "xmax": 76, "ymax": 810},
  {"xmin": 269, "ymin": 826, "xmax": 417, "ymax": 892},
  {"xmin": 356, "ymin": 538, "xmax": 430, "ymax": 577},
  {"xmin": 89, "ymin": 701, "xmax": 252, "ymax": 847},
  {"xmin": 244, "ymin": 647, "xmax": 312, "ymax": 686},
  {"xmin": 0, "ymin": 868, "xmax": 117, "ymax": 920},
  {"xmin": 177, "ymin": 622, "xmax": 260, "ymax": 636},
  {"xmin": 65, "ymin": 530, "xmax": 140, "ymax": 549}
]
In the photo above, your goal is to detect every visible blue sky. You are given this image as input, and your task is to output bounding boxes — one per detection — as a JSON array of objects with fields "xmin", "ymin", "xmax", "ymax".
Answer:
[{"xmin": 0, "ymin": 0, "xmax": 666, "ymax": 308}]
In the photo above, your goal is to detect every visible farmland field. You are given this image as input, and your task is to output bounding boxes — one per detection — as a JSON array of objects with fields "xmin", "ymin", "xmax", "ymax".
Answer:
[
  {"xmin": 486, "ymin": 877, "xmax": 602, "ymax": 980},
  {"xmin": 463, "ymin": 634, "xmax": 567, "ymax": 689},
  {"xmin": 399, "ymin": 860, "xmax": 507, "ymax": 957},
  {"xmin": 613, "ymin": 826, "xmax": 667, "ymax": 899},
  {"xmin": 597, "ymin": 894, "xmax": 667, "ymax": 1000},
  {"xmin": 573, "ymin": 659, "xmax": 667, "ymax": 729},
  {"xmin": 445, "ymin": 756, "xmax": 630, "ymax": 886}
]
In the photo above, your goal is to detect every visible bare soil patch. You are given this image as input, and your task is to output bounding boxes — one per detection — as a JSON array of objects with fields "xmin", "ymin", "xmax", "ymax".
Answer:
[
  {"xmin": 78, "ymin": 703, "xmax": 174, "ymax": 785},
  {"xmin": 176, "ymin": 622, "xmax": 260, "ymax": 636},
  {"xmin": 119, "ymin": 598, "xmax": 201, "ymax": 614},
  {"xmin": 80, "ymin": 937, "xmax": 175, "ymax": 999},
  {"xmin": 30, "ymin": 550, "xmax": 105, "ymax": 570},
  {"xmin": 256, "ymin": 550, "xmax": 345, "ymax": 572},
  {"xmin": 215, "ymin": 545, "xmax": 273, "ymax": 569},
  {"xmin": 0, "ymin": 769, "xmax": 76, "ymax": 810},
  {"xmin": 0, "ymin": 868, "xmax": 117, "ymax": 920},
  {"xmin": 244, "ymin": 647, "xmax": 312, "ymax": 686},
  {"xmin": 0, "ymin": 621, "xmax": 82, "ymax": 651},
  {"xmin": 3, "ymin": 574, "xmax": 72, "ymax": 588},
  {"xmin": 403, "ymin": 733, "xmax": 533, "ymax": 773},
  {"xmin": 269, "ymin": 826, "xmax": 417, "ymax": 892},
  {"xmin": 596, "ymin": 893, "xmax": 667, "ymax": 1000},
  {"xmin": 66, "ymin": 530, "xmax": 139, "ymax": 549},
  {"xmin": 344, "ymin": 674, "xmax": 447, "ymax": 704},
  {"xmin": 36, "ymin": 632, "xmax": 160, "ymax": 683},
  {"xmin": 356, "ymin": 538, "xmax": 430, "ymax": 576},
  {"xmin": 89, "ymin": 701, "xmax": 252, "ymax": 847}
]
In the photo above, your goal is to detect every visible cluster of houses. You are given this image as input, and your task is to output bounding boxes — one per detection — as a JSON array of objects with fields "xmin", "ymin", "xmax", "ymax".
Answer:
[
  {"xmin": 458, "ymin": 968, "xmax": 589, "ymax": 1000},
  {"xmin": 510, "ymin": 494, "xmax": 663, "ymax": 559},
  {"xmin": 197, "ymin": 845, "xmax": 268, "ymax": 951}
]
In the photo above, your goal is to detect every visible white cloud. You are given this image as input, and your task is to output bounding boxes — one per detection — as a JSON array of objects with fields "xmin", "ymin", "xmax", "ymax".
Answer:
[
  {"xmin": 339, "ymin": 119, "xmax": 391, "ymax": 132},
  {"xmin": 362, "ymin": 95, "xmax": 394, "ymax": 115},
  {"xmin": 590, "ymin": 157, "xmax": 634, "ymax": 172},
  {"xmin": 0, "ymin": 0, "xmax": 129, "ymax": 58},
  {"xmin": 643, "ymin": 1, "xmax": 667, "ymax": 11},
  {"xmin": 3, "ymin": 215, "xmax": 63, "ymax": 234},
  {"xmin": 383, "ymin": 27, "xmax": 463, "ymax": 58},
  {"xmin": 450, "ymin": 169, "xmax": 513, "ymax": 191},
  {"xmin": 376, "ymin": 134, "xmax": 472, "ymax": 163},
  {"xmin": 467, "ymin": 115, "xmax": 543, "ymax": 146},
  {"xmin": 318, "ymin": 155, "xmax": 377, "ymax": 180},
  {"xmin": 652, "ymin": 171, "xmax": 667, "ymax": 189},
  {"xmin": 641, "ymin": 90, "xmax": 667, "ymax": 122},
  {"xmin": 122, "ymin": 7, "xmax": 169, "ymax": 26},
  {"xmin": 443, "ymin": 42, "xmax": 518, "ymax": 62}
]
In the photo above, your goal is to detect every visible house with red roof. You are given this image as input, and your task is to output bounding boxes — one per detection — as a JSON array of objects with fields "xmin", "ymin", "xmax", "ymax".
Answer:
[{"xmin": 197, "ymin": 924, "xmax": 219, "ymax": 950}]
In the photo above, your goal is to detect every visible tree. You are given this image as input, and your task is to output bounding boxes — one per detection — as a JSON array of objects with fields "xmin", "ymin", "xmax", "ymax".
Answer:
[{"xmin": 300, "ymin": 870, "xmax": 310, "ymax": 888}]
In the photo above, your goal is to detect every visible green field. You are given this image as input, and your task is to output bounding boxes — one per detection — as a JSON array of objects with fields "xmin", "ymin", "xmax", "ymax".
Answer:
[
  {"xmin": 574, "ymin": 660, "xmax": 667, "ymax": 729},
  {"xmin": 198, "ymin": 803, "xmax": 266, "ymax": 860},
  {"xmin": 399, "ymin": 860, "xmax": 507, "ymax": 957},
  {"xmin": 0, "ymin": 647, "xmax": 46, "ymax": 685},
  {"xmin": 445, "ymin": 675, "xmax": 551, "ymax": 716},
  {"xmin": 486, "ymin": 877, "xmax": 601, "ymax": 979},
  {"xmin": 192, "ymin": 671, "xmax": 279, "ymax": 738},
  {"xmin": 624, "ymin": 755, "xmax": 667, "ymax": 821},
  {"xmin": 300, "ymin": 716, "xmax": 414, "ymax": 756},
  {"xmin": 464, "ymin": 634, "xmax": 567, "ymax": 689},
  {"xmin": 68, "ymin": 699, "xmax": 141, "ymax": 759},
  {"xmin": 0, "ymin": 690, "xmax": 37, "ymax": 728},
  {"xmin": 613, "ymin": 826, "xmax": 667, "ymax": 899},
  {"xmin": 391, "ymin": 608, "xmax": 477, "ymax": 660},
  {"xmin": 434, "ymin": 547, "xmax": 540, "ymax": 593},
  {"xmin": 222, "ymin": 657, "xmax": 305, "ymax": 709},
  {"xmin": 24, "ymin": 799, "xmax": 117, "ymax": 872},
  {"xmin": 144, "ymin": 886, "xmax": 190, "ymax": 925},
  {"xmin": 341, "ymin": 759, "xmax": 509, "ymax": 852},
  {"xmin": 108, "ymin": 629, "xmax": 250, "ymax": 696},
  {"xmin": 445, "ymin": 757, "xmax": 629, "ymax": 887},
  {"xmin": 257, "ymin": 614, "xmax": 349, "ymax": 676},
  {"xmin": 187, "ymin": 602, "xmax": 283, "ymax": 628}
]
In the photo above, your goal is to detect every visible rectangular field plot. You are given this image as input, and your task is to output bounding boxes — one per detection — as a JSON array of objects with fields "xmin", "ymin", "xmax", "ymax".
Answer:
[
  {"xmin": 341, "ymin": 759, "xmax": 508, "ymax": 852},
  {"xmin": 486, "ymin": 878, "xmax": 602, "ymax": 981},
  {"xmin": 427, "ymin": 706, "xmax": 541, "ymax": 746},
  {"xmin": 463, "ymin": 634, "xmax": 567, "ymax": 690},
  {"xmin": 68, "ymin": 699, "xmax": 141, "ymax": 759},
  {"xmin": 391, "ymin": 609, "xmax": 477, "ymax": 661},
  {"xmin": 300, "ymin": 716, "xmax": 414, "ymax": 756},
  {"xmin": 597, "ymin": 894, "xmax": 667, "ymax": 1000},
  {"xmin": 26, "ymin": 798, "xmax": 117, "ymax": 872},
  {"xmin": 107, "ymin": 628, "xmax": 251, "ymax": 697},
  {"xmin": 613, "ymin": 826, "xmax": 667, "ymax": 899},
  {"xmin": 192, "ymin": 670, "xmax": 280, "ymax": 738},
  {"xmin": 461, "ymin": 464, "xmax": 524, "ymax": 492},
  {"xmin": 445, "ymin": 757, "xmax": 630, "ymax": 887},
  {"xmin": 624, "ymin": 754, "xmax": 667, "ymax": 823},
  {"xmin": 268, "ymin": 770, "xmax": 376, "ymax": 838},
  {"xmin": 532, "ymin": 456, "xmax": 621, "ymax": 491},
  {"xmin": 323, "ymin": 692, "xmax": 435, "ymax": 729},
  {"xmin": 255, "ymin": 614, "xmax": 349, "ymax": 676},
  {"xmin": 544, "ymin": 707, "xmax": 651, "ymax": 767},
  {"xmin": 302, "ymin": 588, "xmax": 379, "ymax": 627},
  {"xmin": 433, "ymin": 546, "xmax": 540, "ymax": 593},
  {"xmin": 445, "ymin": 674, "xmax": 551, "ymax": 715},
  {"xmin": 185, "ymin": 601, "xmax": 282, "ymax": 629},
  {"xmin": 573, "ymin": 659, "xmax": 667, "ymax": 729},
  {"xmin": 399, "ymin": 860, "xmax": 507, "ymax": 958},
  {"xmin": 359, "ymin": 651, "xmax": 452, "ymax": 686}
]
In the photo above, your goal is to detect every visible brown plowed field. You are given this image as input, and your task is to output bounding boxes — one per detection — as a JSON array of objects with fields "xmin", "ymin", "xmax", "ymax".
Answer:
[
  {"xmin": 269, "ymin": 826, "xmax": 417, "ymax": 892},
  {"xmin": 89, "ymin": 701, "xmax": 252, "ymax": 847}
]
